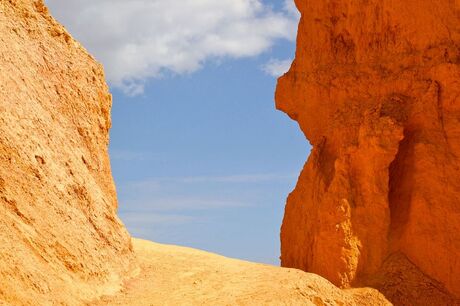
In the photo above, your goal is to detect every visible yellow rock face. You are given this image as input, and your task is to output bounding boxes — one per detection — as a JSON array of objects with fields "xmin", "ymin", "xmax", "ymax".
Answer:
[
  {"xmin": 0, "ymin": 2, "xmax": 388, "ymax": 305},
  {"xmin": 0, "ymin": 1, "xmax": 134, "ymax": 304},
  {"xmin": 1, "ymin": 1, "xmax": 455, "ymax": 305}
]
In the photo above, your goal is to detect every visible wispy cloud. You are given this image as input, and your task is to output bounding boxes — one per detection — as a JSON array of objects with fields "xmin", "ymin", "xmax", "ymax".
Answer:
[
  {"xmin": 45, "ymin": 0, "xmax": 300, "ymax": 95},
  {"xmin": 119, "ymin": 213, "xmax": 199, "ymax": 241},
  {"xmin": 110, "ymin": 149, "xmax": 156, "ymax": 161},
  {"xmin": 283, "ymin": 0, "xmax": 300, "ymax": 18},
  {"xmin": 115, "ymin": 170, "xmax": 299, "ymax": 247},
  {"xmin": 121, "ymin": 212, "xmax": 196, "ymax": 225},
  {"xmin": 126, "ymin": 173, "xmax": 297, "ymax": 189},
  {"xmin": 119, "ymin": 173, "xmax": 297, "ymax": 212},
  {"xmin": 178, "ymin": 173, "xmax": 296, "ymax": 183},
  {"xmin": 262, "ymin": 58, "xmax": 293, "ymax": 77},
  {"xmin": 121, "ymin": 197, "xmax": 251, "ymax": 212}
]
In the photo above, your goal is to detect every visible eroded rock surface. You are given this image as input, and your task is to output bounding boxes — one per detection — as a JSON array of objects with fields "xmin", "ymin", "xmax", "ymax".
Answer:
[
  {"xmin": 277, "ymin": 0, "xmax": 460, "ymax": 305},
  {"xmin": 0, "ymin": 1, "xmax": 134, "ymax": 304}
]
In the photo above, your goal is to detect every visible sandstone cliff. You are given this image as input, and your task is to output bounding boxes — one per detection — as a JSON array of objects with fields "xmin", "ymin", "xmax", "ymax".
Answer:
[
  {"xmin": 0, "ymin": 1, "xmax": 390, "ymax": 305},
  {"xmin": 277, "ymin": 0, "xmax": 460, "ymax": 305},
  {"xmin": 0, "ymin": 1, "xmax": 134, "ymax": 304}
]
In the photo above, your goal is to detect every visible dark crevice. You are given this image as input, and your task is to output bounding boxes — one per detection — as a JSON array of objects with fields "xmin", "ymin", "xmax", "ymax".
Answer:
[
  {"xmin": 388, "ymin": 128, "xmax": 415, "ymax": 248},
  {"xmin": 315, "ymin": 137, "xmax": 337, "ymax": 190}
]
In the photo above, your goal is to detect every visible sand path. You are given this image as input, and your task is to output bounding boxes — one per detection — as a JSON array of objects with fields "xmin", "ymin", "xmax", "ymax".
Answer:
[{"xmin": 93, "ymin": 239, "xmax": 390, "ymax": 306}]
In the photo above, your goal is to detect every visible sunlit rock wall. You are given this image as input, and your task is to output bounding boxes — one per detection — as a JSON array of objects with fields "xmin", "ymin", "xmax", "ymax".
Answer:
[
  {"xmin": 0, "ymin": 1, "xmax": 135, "ymax": 304},
  {"xmin": 277, "ymin": 1, "xmax": 460, "ymax": 305}
]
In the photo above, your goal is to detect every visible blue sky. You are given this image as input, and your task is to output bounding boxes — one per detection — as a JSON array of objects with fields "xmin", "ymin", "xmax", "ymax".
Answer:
[{"xmin": 46, "ymin": 0, "xmax": 309, "ymax": 265}]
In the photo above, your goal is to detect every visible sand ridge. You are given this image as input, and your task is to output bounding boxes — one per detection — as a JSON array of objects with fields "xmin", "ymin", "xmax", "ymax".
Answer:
[{"xmin": 93, "ymin": 239, "xmax": 390, "ymax": 306}]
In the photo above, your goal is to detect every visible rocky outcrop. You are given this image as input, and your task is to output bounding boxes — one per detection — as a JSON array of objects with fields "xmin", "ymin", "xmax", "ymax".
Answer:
[
  {"xmin": 277, "ymin": 0, "xmax": 460, "ymax": 305},
  {"xmin": 0, "ymin": 3, "xmax": 389, "ymax": 305},
  {"xmin": 0, "ymin": 1, "xmax": 134, "ymax": 305}
]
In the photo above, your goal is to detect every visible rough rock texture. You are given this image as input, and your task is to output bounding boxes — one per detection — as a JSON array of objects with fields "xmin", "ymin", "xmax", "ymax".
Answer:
[
  {"xmin": 0, "ymin": 1, "xmax": 134, "ymax": 305},
  {"xmin": 94, "ymin": 239, "xmax": 390, "ymax": 306},
  {"xmin": 277, "ymin": 0, "xmax": 460, "ymax": 305},
  {"xmin": 0, "ymin": 1, "xmax": 388, "ymax": 305}
]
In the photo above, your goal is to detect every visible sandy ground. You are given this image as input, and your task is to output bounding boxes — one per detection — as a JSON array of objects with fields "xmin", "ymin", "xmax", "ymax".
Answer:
[{"xmin": 92, "ymin": 239, "xmax": 390, "ymax": 306}]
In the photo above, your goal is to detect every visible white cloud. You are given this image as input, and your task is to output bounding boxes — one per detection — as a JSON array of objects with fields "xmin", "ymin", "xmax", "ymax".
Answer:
[
  {"xmin": 283, "ymin": 0, "xmax": 300, "ymax": 18},
  {"xmin": 262, "ymin": 58, "xmax": 292, "ymax": 77},
  {"xmin": 45, "ymin": 0, "xmax": 299, "ymax": 95}
]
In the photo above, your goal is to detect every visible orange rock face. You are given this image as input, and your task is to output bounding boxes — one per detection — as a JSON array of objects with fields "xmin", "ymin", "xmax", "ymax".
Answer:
[
  {"xmin": 0, "ymin": 1, "xmax": 134, "ymax": 304},
  {"xmin": 277, "ymin": 0, "xmax": 460, "ymax": 304}
]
